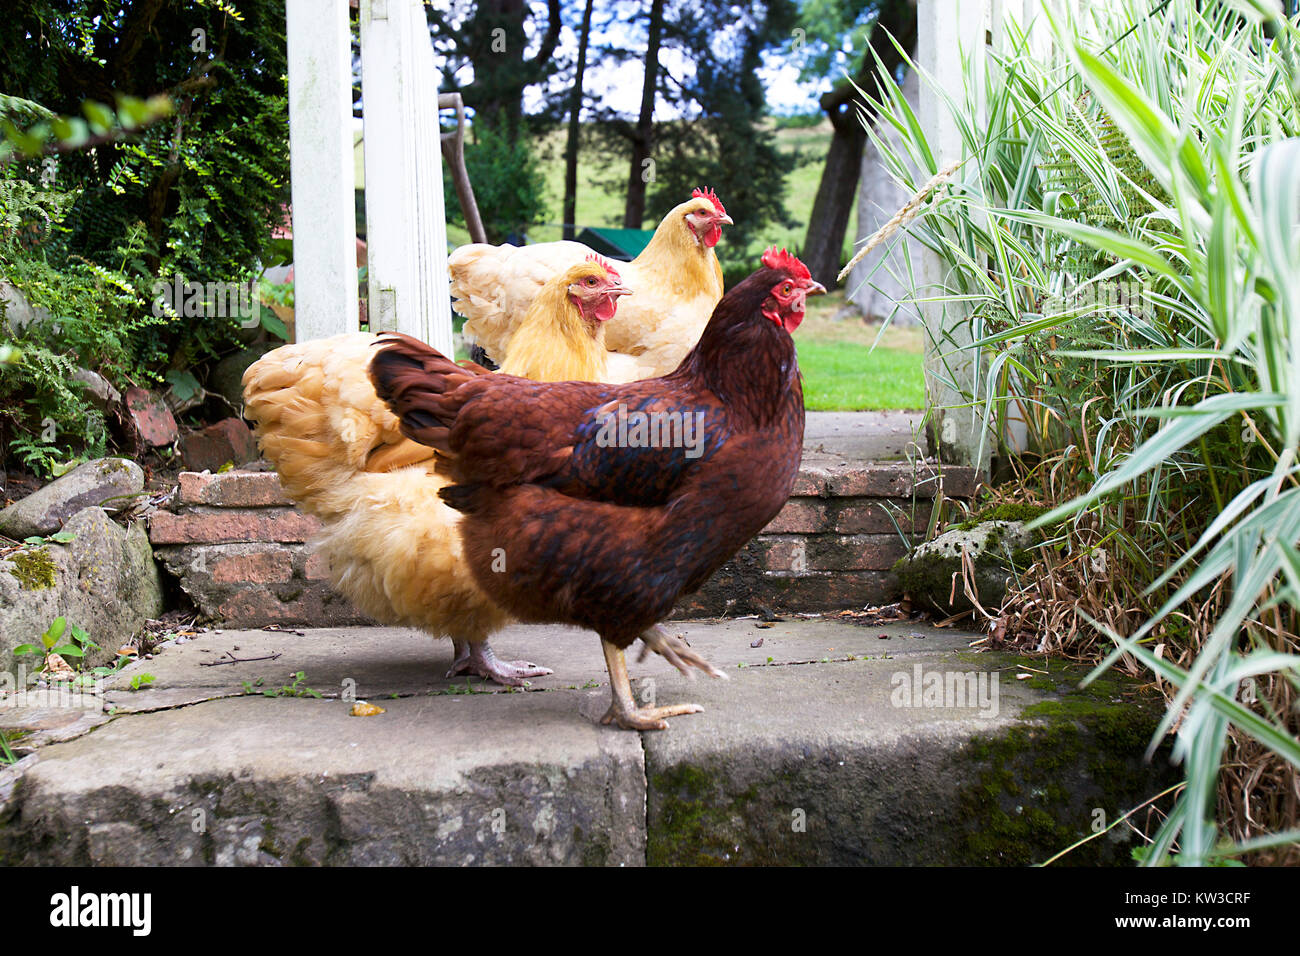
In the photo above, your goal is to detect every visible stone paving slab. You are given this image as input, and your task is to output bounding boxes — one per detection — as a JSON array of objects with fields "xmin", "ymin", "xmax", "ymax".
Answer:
[
  {"xmin": 0, "ymin": 619, "xmax": 1176, "ymax": 867},
  {"xmin": 2, "ymin": 692, "xmax": 643, "ymax": 865},
  {"xmin": 803, "ymin": 410, "xmax": 925, "ymax": 460},
  {"xmin": 96, "ymin": 617, "xmax": 979, "ymax": 712}
]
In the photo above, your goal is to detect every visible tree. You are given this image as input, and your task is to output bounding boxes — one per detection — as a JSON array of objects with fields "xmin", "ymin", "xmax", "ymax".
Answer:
[
  {"xmin": 588, "ymin": 0, "xmax": 797, "ymax": 255},
  {"xmin": 622, "ymin": 0, "xmax": 665, "ymax": 229},
  {"xmin": 427, "ymin": 0, "xmax": 563, "ymax": 144},
  {"xmin": 796, "ymin": 0, "xmax": 917, "ymax": 289},
  {"xmin": 644, "ymin": 0, "xmax": 798, "ymax": 263},
  {"xmin": 562, "ymin": 0, "xmax": 596, "ymax": 240},
  {"xmin": 0, "ymin": 0, "xmax": 290, "ymax": 362},
  {"xmin": 0, "ymin": 0, "xmax": 290, "ymax": 472},
  {"xmin": 444, "ymin": 121, "xmax": 547, "ymax": 244}
]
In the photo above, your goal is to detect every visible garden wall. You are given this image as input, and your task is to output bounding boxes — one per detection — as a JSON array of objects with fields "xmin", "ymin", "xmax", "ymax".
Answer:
[{"xmin": 149, "ymin": 457, "xmax": 978, "ymax": 626}]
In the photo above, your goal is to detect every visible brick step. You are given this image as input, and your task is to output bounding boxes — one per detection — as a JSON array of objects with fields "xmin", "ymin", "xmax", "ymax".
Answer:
[{"xmin": 150, "ymin": 457, "xmax": 977, "ymax": 626}]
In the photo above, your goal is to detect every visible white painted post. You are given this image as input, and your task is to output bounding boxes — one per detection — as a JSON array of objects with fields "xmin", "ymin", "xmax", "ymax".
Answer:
[
  {"xmin": 917, "ymin": 0, "xmax": 990, "ymax": 470},
  {"xmin": 286, "ymin": 0, "xmax": 359, "ymax": 342},
  {"xmin": 359, "ymin": 0, "xmax": 456, "ymax": 357}
]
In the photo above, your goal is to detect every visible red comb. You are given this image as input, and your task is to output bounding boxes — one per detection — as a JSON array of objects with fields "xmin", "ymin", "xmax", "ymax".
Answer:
[
  {"xmin": 691, "ymin": 186, "xmax": 727, "ymax": 217},
  {"xmin": 585, "ymin": 252, "xmax": 621, "ymax": 279},
  {"xmin": 761, "ymin": 247, "xmax": 810, "ymax": 280}
]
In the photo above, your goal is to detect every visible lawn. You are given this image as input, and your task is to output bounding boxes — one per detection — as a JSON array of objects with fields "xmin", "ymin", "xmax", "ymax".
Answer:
[{"xmin": 796, "ymin": 291, "xmax": 924, "ymax": 411}]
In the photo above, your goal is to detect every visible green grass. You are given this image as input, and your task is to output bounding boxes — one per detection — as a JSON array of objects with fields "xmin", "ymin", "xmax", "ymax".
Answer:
[
  {"xmin": 796, "ymin": 290, "xmax": 924, "ymax": 411},
  {"xmin": 797, "ymin": 338, "xmax": 923, "ymax": 411}
]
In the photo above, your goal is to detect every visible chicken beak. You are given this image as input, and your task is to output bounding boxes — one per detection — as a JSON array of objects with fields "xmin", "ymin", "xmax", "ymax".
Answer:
[
  {"xmin": 717, "ymin": 214, "xmax": 734, "ymax": 227},
  {"xmin": 609, "ymin": 283, "xmax": 632, "ymax": 298},
  {"xmin": 805, "ymin": 279, "xmax": 827, "ymax": 296}
]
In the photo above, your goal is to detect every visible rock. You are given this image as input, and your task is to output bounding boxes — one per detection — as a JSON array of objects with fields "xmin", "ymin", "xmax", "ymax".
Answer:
[
  {"xmin": 70, "ymin": 368, "xmax": 121, "ymax": 410},
  {"xmin": 0, "ymin": 457, "xmax": 144, "ymax": 539},
  {"xmin": 893, "ymin": 520, "xmax": 1038, "ymax": 614},
  {"xmin": 124, "ymin": 387, "xmax": 178, "ymax": 448},
  {"xmin": 0, "ymin": 506, "xmax": 164, "ymax": 676},
  {"xmin": 915, "ymin": 520, "xmax": 1038, "ymax": 561},
  {"xmin": 178, "ymin": 418, "xmax": 260, "ymax": 473},
  {"xmin": 0, "ymin": 280, "xmax": 51, "ymax": 334},
  {"xmin": 209, "ymin": 344, "xmax": 275, "ymax": 412}
]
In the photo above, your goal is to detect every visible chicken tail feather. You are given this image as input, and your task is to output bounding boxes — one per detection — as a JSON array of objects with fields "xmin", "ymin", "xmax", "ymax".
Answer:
[
  {"xmin": 242, "ymin": 333, "xmax": 440, "ymax": 520},
  {"xmin": 370, "ymin": 333, "xmax": 486, "ymax": 456}
]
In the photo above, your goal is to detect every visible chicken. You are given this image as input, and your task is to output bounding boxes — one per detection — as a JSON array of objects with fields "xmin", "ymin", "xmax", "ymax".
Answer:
[
  {"xmin": 240, "ymin": 257, "xmax": 630, "ymax": 686},
  {"xmin": 497, "ymin": 255, "xmax": 637, "ymax": 383},
  {"xmin": 370, "ymin": 248, "xmax": 825, "ymax": 730},
  {"xmin": 451, "ymin": 187, "xmax": 732, "ymax": 379}
]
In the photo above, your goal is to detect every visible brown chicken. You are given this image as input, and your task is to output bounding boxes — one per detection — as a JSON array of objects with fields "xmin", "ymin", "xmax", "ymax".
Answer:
[
  {"xmin": 450, "ymin": 188, "xmax": 731, "ymax": 379},
  {"xmin": 370, "ymin": 249, "xmax": 824, "ymax": 729},
  {"xmin": 241, "ymin": 258, "xmax": 630, "ymax": 686}
]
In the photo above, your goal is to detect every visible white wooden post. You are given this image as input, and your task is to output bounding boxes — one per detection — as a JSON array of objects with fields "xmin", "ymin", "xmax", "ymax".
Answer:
[
  {"xmin": 359, "ymin": 0, "xmax": 456, "ymax": 357},
  {"xmin": 917, "ymin": 0, "xmax": 990, "ymax": 470},
  {"xmin": 286, "ymin": 0, "xmax": 359, "ymax": 342}
]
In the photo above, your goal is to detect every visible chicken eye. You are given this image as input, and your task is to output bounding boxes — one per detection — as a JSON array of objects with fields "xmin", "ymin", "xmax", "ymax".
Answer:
[{"xmin": 781, "ymin": 283, "xmax": 792, "ymax": 296}]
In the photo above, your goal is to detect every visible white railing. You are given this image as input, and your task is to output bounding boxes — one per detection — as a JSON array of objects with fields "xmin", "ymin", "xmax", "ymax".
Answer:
[{"xmin": 286, "ymin": 0, "xmax": 455, "ymax": 356}]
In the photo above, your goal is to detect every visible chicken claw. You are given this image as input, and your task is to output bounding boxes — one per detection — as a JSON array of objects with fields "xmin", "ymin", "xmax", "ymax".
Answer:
[
  {"xmin": 599, "ymin": 638, "xmax": 708, "ymax": 731},
  {"xmin": 449, "ymin": 639, "xmax": 553, "ymax": 687},
  {"xmin": 636, "ymin": 624, "xmax": 729, "ymax": 680}
]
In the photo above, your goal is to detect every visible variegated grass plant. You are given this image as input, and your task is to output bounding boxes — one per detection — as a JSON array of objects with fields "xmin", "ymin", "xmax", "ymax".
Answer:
[{"xmin": 852, "ymin": 0, "xmax": 1300, "ymax": 864}]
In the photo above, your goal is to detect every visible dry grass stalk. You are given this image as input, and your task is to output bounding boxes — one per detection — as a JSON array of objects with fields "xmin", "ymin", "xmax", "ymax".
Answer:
[{"xmin": 837, "ymin": 159, "xmax": 963, "ymax": 284}]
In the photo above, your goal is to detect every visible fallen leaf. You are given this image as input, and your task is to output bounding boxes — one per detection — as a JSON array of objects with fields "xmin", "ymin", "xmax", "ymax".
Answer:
[
  {"xmin": 350, "ymin": 701, "xmax": 385, "ymax": 717},
  {"xmin": 43, "ymin": 653, "xmax": 75, "ymax": 679}
]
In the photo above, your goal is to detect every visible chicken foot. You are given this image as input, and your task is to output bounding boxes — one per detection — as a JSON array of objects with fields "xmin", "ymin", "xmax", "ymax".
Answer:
[
  {"xmin": 599, "ymin": 630, "xmax": 723, "ymax": 731},
  {"xmin": 635, "ymin": 624, "xmax": 729, "ymax": 680},
  {"xmin": 449, "ymin": 639, "xmax": 553, "ymax": 687}
]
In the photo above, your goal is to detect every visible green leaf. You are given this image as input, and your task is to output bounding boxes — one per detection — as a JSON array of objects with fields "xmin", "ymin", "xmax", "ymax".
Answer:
[
  {"xmin": 41, "ymin": 616, "xmax": 67, "ymax": 648},
  {"xmin": 260, "ymin": 312, "xmax": 289, "ymax": 341},
  {"xmin": 165, "ymin": 369, "xmax": 203, "ymax": 403},
  {"xmin": 81, "ymin": 100, "xmax": 115, "ymax": 134}
]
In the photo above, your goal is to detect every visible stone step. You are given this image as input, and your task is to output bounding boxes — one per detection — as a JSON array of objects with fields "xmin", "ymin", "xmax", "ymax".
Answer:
[
  {"xmin": 0, "ymin": 619, "xmax": 1175, "ymax": 866},
  {"xmin": 149, "ymin": 457, "xmax": 978, "ymax": 627}
]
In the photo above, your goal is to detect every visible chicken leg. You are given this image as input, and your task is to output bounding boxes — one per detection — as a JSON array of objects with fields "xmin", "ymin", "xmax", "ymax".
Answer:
[
  {"xmin": 599, "ymin": 627, "xmax": 725, "ymax": 731},
  {"xmin": 449, "ymin": 639, "xmax": 553, "ymax": 687}
]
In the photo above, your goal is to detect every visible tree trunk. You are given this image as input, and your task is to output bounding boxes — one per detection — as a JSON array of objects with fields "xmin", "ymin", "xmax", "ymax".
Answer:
[
  {"xmin": 563, "ymin": 0, "xmax": 596, "ymax": 240},
  {"xmin": 801, "ymin": 0, "xmax": 918, "ymax": 289},
  {"xmin": 623, "ymin": 0, "xmax": 664, "ymax": 229}
]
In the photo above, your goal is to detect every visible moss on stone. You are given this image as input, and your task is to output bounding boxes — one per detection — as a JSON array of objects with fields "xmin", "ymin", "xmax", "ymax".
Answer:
[
  {"xmin": 957, "ymin": 502, "xmax": 1051, "ymax": 531},
  {"xmin": 892, "ymin": 545, "xmax": 1035, "ymax": 614},
  {"xmin": 8, "ymin": 546, "xmax": 57, "ymax": 590},
  {"xmin": 648, "ymin": 761, "xmax": 803, "ymax": 866},
  {"xmin": 950, "ymin": 661, "xmax": 1173, "ymax": 865}
]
